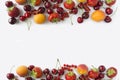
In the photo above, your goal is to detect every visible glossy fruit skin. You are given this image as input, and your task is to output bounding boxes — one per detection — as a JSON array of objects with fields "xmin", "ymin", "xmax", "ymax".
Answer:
[
  {"xmin": 8, "ymin": 7, "xmax": 20, "ymax": 17},
  {"xmin": 104, "ymin": 16, "xmax": 112, "ymax": 23},
  {"xmin": 64, "ymin": 1, "xmax": 75, "ymax": 10},
  {"xmin": 88, "ymin": 70, "xmax": 99, "ymax": 79},
  {"xmin": 87, "ymin": 0, "xmax": 98, "ymax": 7},
  {"xmin": 65, "ymin": 71, "xmax": 76, "ymax": 80},
  {"xmin": 24, "ymin": 5, "xmax": 32, "ymax": 11},
  {"xmin": 5, "ymin": 1, "xmax": 13, "ymax": 7},
  {"xmin": 77, "ymin": 17, "xmax": 83, "ymax": 23},
  {"xmin": 105, "ymin": 8, "xmax": 113, "ymax": 15},
  {"xmin": 38, "ymin": 7, "xmax": 45, "ymax": 13},
  {"xmin": 82, "ymin": 12, "xmax": 89, "ymax": 19},
  {"xmin": 19, "ymin": 16, "xmax": 26, "ymax": 21},
  {"xmin": 52, "ymin": 68, "xmax": 58, "ymax": 75},
  {"xmin": 8, "ymin": 17, "xmax": 17, "ymax": 25},
  {"xmin": 106, "ymin": 67, "xmax": 117, "ymax": 78},
  {"xmin": 32, "ymin": 67, "xmax": 43, "ymax": 78},
  {"xmin": 105, "ymin": 0, "xmax": 116, "ymax": 6},
  {"xmin": 98, "ymin": 65, "xmax": 106, "ymax": 72},
  {"xmin": 28, "ymin": 65, "xmax": 35, "ymax": 71},
  {"xmin": 25, "ymin": 77, "xmax": 33, "ymax": 80},
  {"xmin": 6, "ymin": 73, "xmax": 15, "ymax": 79},
  {"xmin": 48, "ymin": 13, "xmax": 60, "ymax": 22}
]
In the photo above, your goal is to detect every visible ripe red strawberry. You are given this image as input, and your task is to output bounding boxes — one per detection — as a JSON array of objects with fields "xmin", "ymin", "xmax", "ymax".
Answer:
[
  {"xmin": 8, "ymin": 7, "xmax": 20, "ymax": 17},
  {"xmin": 88, "ymin": 66, "xmax": 99, "ymax": 79},
  {"xmin": 105, "ymin": 0, "xmax": 116, "ymax": 6},
  {"xmin": 106, "ymin": 67, "xmax": 117, "ymax": 78},
  {"xmin": 65, "ymin": 71, "xmax": 76, "ymax": 80}
]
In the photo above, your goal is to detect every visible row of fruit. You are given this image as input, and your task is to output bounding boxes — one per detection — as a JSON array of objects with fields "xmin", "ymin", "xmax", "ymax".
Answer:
[
  {"xmin": 5, "ymin": 0, "xmax": 116, "ymax": 26},
  {"xmin": 6, "ymin": 59, "xmax": 118, "ymax": 80}
]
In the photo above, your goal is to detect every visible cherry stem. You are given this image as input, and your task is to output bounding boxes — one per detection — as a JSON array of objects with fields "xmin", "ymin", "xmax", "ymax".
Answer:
[
  {"xmin": 70, "ymin": 15, "xmax": 73, "ymax": 25},
  {"xmin": 26, "ymin": 20, "xmax": 32, "ymax": 31},
  {"xmin": 111, "ymin": 7, "xmax": 118, "ymax": 17},
  {"xmin": 10, "ymin": 65, "xmax": 15, "ymax": 73},
  {"xmin": 55, "ymin": 58, "xmax": 62, "ymax": 69}
]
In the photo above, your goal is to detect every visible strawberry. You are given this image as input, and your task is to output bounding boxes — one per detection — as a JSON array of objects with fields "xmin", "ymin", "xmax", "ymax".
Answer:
[
  {"xmin": 106, "ymin": 67, "xmax": 117, "ymax": 78},
  {"xmin": 31, "ymin": 67, "xmax": 43, "ymax": 78},
  {"xmin": 65, "ymin": 71, "xmax": 76, "ymax": 80},
  {"xmin": 8, "ymin": 7, "xmax": 20, "ymax": 17},
  {"xmin": 105, "ymin": 0, "xmax": 116, "ymax": 6},
  {"xmin": 88, "ymin": 66, "xmax": 99, "ymax": 79}
]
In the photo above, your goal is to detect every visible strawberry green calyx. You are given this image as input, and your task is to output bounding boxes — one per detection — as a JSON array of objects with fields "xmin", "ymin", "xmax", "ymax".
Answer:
[
  {"xmin": 30, "ymin": 71, "xmax": 37, "ymax": 78},
  {"xmin": 7, "ymin": 6, "xmax": 14, "ymax": 11},
  {"xmin": 52, "ymin": 18, "xmax": 60, "ymax": 23},
  {"xmin": 91, "ymin": 65, "xmax": 98, "ymax": 72},
  {"xmin": 30, "ymin": 0, "xmax": 36, "ymax": 6},
  {"xmin": 66, "ymin": 0, "xmax": 73, "ymax": 4},
  {"xmin": 106, "ymin": 0, "xmax": 113, "ymax": 4},
  {"xmin": 67, "ymin": 71, "xmax": 74, "ymax": 76},
  {"xmin": 107, "ymin": 69, "xmax": 116, "ymax": 76}
]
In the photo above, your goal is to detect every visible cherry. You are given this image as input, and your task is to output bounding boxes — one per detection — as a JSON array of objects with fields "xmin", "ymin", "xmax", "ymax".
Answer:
[
  {"xmin": 93, "ymin": 5, "xmax": 100, "ymax": 10},
  {"xmin": 6, "ymin": 73, "xmax": 15, "ymax": 79},
  {"xmin": 19, "ymin": 16, "xmax": 26, "ymax": 21},
  {"xmin": 98, "ymin": 65, "xmax": 106, "ymax": 72},
  {"xmin": 58, "ymin": 69, "xmax": 64, "ymax": 75},
  {"xmin": 24, "ymin": 5, "xmax": 32, "ymax": 11},
  {"xmin": 57, "ymin": 7, "xmax": 64, "ymax": 14},
  {"xmin": 43, "ymin": 68, "xmax": 50, "ymax": 75},
  {"xmin": 97, "ymin": 0, "xmax": 103, "ymax": 6},
  {"xmin": 8, "ymin": 17, "xmax": 17, "ymax": 25},
  {"xmin": 47, "ymin": 8, "xmax": 53, "ymax": 14},
  {"xmin": 56, "ymin": 0, "xmax": 63, "ymax": 4},
  {"xmin": 52, "ymin": 68, "xmax": 58, "ymax": 75},
  {"xmin": 105, "ymin": 8, "xmax": 113, "ymax": 15},
  {"xmin": 51, "ymin": 0, "xmax": 56, "ymax": 2},
  {"xmin": 5, "ymin": 1, "xmax": 13, "ymax": 7},
  {"xmin": 38, "ymin": 7, "xmax": 45, "ymax": 13},
  {"xmin": 24, "ymin": 12, "xmax": 31, "ymax": 18},
  {"xmin": 82, "ymin": 12, "xmax": 89, "ymax": 19},
  {"xmin": 28, "ymin": 65, "xmax": 35, "ymax": 71},
  {"xmin": 44, "ymin": 2, "xmax": 52, "ymax": 8},
  {"xmin": 46, "ymin": 74, "xmax": 53, "ymax": 80},
  {"xmin": 25, "ymin": 77, "xmax": 33, "ymax": 80},
  {"xmin": 71, "ymin": 7, "xmax": 78, "ymax": 14},
  {"xmin": 98, "ymin": 73, "xmax": 104, "ymax": 79},
  {"xmin": 104, "ymin": 16, "xmax": 112, "ymax": 23},
  {"xmin": 78, "ymin": 2, "xmax": 83, "ymax": 9}
]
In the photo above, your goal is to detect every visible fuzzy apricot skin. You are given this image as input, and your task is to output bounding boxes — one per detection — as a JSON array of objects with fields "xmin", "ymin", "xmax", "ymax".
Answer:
[{"xmin": 15, "ymin": 0, "xmax": 27, "ymax": 5}]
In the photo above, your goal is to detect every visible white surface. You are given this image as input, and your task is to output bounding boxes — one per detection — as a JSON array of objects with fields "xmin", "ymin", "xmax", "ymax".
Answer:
[{"xmin": 0, "ymin": 0, "xmax": 120, "ymax": 79}]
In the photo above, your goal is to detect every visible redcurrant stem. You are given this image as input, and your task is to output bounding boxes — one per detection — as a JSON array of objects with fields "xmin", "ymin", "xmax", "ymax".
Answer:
[{"xmin": 10, "ymin": 65, "xmax": 15, "ymax": 73}]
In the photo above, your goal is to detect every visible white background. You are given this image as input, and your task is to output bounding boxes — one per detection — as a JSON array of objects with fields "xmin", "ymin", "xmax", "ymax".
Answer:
[{"xmin": 0, "ymin": 0, "xmax": 120, "ymax": 79}]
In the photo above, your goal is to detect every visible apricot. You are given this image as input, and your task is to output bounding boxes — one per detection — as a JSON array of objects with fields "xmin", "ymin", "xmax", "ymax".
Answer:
[
  {"xmin": 91, "ymin": 10, "xmax": 106, "ymax": 22},
  {"xmin": 16, "ymin": 65, "xmax": 28, "ymax": 77},
  {"xmin": 77, "ymin": 64, "xmax": 88, "ymax": 75},
  {"xmin": 15, "ymin": 0, "xmax": 27, "ymax": 5}
]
